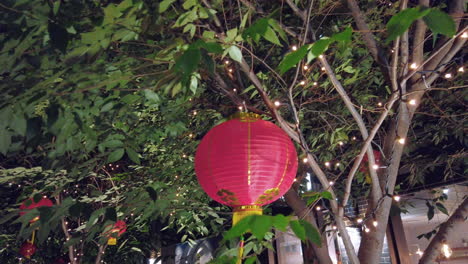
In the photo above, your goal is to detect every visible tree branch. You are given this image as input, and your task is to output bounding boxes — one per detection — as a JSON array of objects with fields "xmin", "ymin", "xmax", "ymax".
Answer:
[
  {"xmin": 410, "ymin": 0, "xmax": 429, "ymax": 83},
  {"xmin": 418, "ymin": 197, "xmax": 468, "ymax": 264}
]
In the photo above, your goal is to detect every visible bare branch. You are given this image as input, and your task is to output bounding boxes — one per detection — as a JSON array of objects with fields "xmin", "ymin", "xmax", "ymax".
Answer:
[
  {"xmin": 284, "ymin": 0, "xmax": 306, "ymax": 21},
  {"xmin": 345, "ymin": 0, "xmax": 389, "ymax": 70},
  {"xmin": 410, "ymin": 0, "xmax": 429, "ymax": 83}
]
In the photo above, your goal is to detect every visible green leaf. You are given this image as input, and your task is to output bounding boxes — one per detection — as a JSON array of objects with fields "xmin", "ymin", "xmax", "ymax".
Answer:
[
  {"xmin": 435, "ymin": 202, "xmax": 449, "ymax": 215},
  {"xmin": 101, "ymin": 102, "xmax": 114, "ymax": 112},
  {"xmin": 386, "ymin": 7, "xmax": 431, "ymax": 43},
  {"xmin": 272, "ymin": 214, "xmax": 289, "ymax": 231},
  {"xmin": 144, "ymin": 89, "xmax": 160, "ymax": 104},
  {"xmin": 332, "ymin": 26, "xmax": 352, "ymax": 43},
  {"xmin": 121, "ymin": 94, "xmax": 141, "ymax": 104},
  {"xmin": 263, "ymin": 26, "xmax": 282, "ymax": 46},
  {"xmin": 107, "ymin": 148, "xmax": 125, "ymax": 163},
  {"xmin": 159, "ymin": 0, "xmax": 176, "ymax": 13},
  {"xmin": 300, "ymin": 220, "xmax": 322, "ymax": 246},
  {"xmin": 278, "ymin": 45, "xmax": 310, "ymax": 74},
  {"xmin": 289, "ymin": 220, "xmax": 306, "ymax": 241},
  {"xmin": 311, "ymin": 38, "xmax": 332, "ymax": 57},
  {"xmin": 245, "ymin": 256, "xmax": 257, "ymax": 264},
  {"xmin": 126, "ymin": 147, "xmax": 141, "ymax": 164},
  {"xmin": 250, "ymin": 215, "xmax": 272, "ymax": 239},
  {"xmin": 10, "ymin": 114, "xmax": 27, "ymax": 136},
  {"xmin": 423, "ymin": 9, "xmax": 456, "ymax": 37},
  {"xmin": 224, "ymin": 215, "xmax": 253, "ymax": 240},
  {"xmin": 102, "ymin": 140, "xmax": 124, "ymax": 148},
  {"xmin": 227, "ymin": 45, "xmax": 243, "ymax": 63},
  {"xmin": 321, "ymin": 191, "xmax": 332, "ymax": 200},
  {"xmin": 0, "ymin": 130, "xmax": 11, "ymax": 155},
  {"xmin": 146, "ymin": 186, "xmax": 158, "ymax": 201},
  {"xmin": 175, "ymin": 48, "xmax": 201, "ymax": 75},
  {"xmin": 426, "ymin": 202, "xmax": 435, "ymax": 220}
]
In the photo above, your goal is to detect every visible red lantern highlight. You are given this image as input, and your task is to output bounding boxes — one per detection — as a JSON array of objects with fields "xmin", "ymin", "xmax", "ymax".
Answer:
[
  {"xmin": 106, "ymin": 220, "xmax": 127, "ymax": 245},
  {"xmin": 19, "ymin": 197, "xmax": 54, "ymax": 222},
  {"xmin": 359, "ymin": 150, "xmax": 382, "ymax": 173},
  {"xmin": 195, "ymin": 113, "xmax": 298, "ymax": 224},
  {"xmin": 19, "ymin": 241, "xmax": 36, "ymax": 259}
]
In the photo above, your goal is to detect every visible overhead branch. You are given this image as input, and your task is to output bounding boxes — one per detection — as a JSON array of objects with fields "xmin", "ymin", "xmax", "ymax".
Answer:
[
  {"xmin": 418, "ymin": 197, "xmax": 468, "ymax": 264},
  {"xmin": 410, "ymin": 0, "xmax": 429, "ymax": 83},
  {"xmin": 345, "ymin": 0, "xmax": 390, "ymax": 72},
  {"xmin": 284, "ymin": 0, "xmax": 307, "ymax": 21}
]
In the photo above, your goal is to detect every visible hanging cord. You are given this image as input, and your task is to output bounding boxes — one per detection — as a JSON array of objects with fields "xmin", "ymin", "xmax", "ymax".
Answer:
[{"xmin": 236, "ymin": 235, "xmax": 245, "ymax": 264}]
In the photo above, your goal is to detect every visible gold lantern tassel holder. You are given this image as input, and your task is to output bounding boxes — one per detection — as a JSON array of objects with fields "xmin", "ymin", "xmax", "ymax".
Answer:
[{"xmin": 232, "ymin": 205, "xmax": 262, "ymax": 264}]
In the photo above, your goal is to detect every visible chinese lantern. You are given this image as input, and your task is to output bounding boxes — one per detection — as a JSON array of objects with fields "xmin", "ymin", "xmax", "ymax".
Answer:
[
  {"xmin": 195, "ymin": 113, "xmax": 298, "ymax": 225},
  {"xmin": 19, "ymin": 241, "xmax": 36, "ymax": 259},
  {"xmin": 106, "ymin": 220, "xmax": 127, "ymax": 245},
  {"xmin": 19, "ymin": 197, "xmax": 54, "ymax": 223}
]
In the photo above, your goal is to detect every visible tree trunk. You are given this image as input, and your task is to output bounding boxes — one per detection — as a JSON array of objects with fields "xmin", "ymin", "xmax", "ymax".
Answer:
[
  {"xmin": 95, "ymin": 244, "xmax": 107, "ymax": 264},
  {"xmin": 419, "ymin": 197, "xmax": 468, "ymax": 264},
  {"xmin": 284, "ymin": 189, "xmax": 333, "ymax": 264}
]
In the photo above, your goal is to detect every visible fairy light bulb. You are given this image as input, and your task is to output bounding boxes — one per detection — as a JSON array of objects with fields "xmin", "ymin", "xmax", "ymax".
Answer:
[
  {"xmin": 397, "ymin": 137, "xmax": 405, "ymax": 145},
  {"xmin": 372, "ymin": 164, "xmax": 379, "ymax": 170},
  {"xmin": 316, "ymin": 206, "xmax": 321, "ymax": 211},
  {"xmin": 329, "ymin": 181, "xmax": 334, "ymax": 186},
  {"xmin": 458, "ymin": 67, "xmax": 464, "ymax": 72},
  {"xmin": 224, "ymin": 60, "xmax": 230, "ymax": 65},
  {"xmin": 442, "ymin": 243, "xmax": 452, "ymax": 258},
  {"xmin": 321, "ymin": 67, "xmax": 326, "ymax": 71},
  {"xmin": 393, "ymin": 195, "xmax": 401, "ymax": 202},
  {"xmin": 410, "ymin": 63, "xmax": 417, "ymax": 69},
  {"xmin": 372, "ymin": 220, "xmax": 378, "ymax": 227},
  {"xmin": 335, "ymin": 162, "xmax": 340, "ymax": 167},
  {"xmin": 352, "ymin": 136, "xmax": 357, "ymax": 141},
  {"xmin": 443, "ymin": 188, "xmax": 449, "ymax": 194},
  {"xmin": 299, "ymin": 80, "xmax": 306, "ymax": 85},
  {"xmin": 233, "ymin": 88, "xmax": 237, "ymax": 92},
  {"xmin": 332, "ymin": 225, "xmax": 337, "ymax": 230},
  {"xmin": 461, "ymin": 32, "xmax": 467, "ymax": 39},
  {"xmin": 228, "ymin": 68, "xmax": 233, "ymax": 73},
  {"xmin": 338, "ymin": 141, "xmax": 344, "ymax": 146},
  {"xmin": 408, "ymin": 99, "xmax": 416, "ymax": 105},
  {"xmin": 193, "ymin": 110, "xmax": 197, "ymax": 115},
  {"xmin": 377, "ymin": 102, "xmax": 383, "ymax": 107},
  {"xmin": 303, "ymin": 65, "xmax": 309, "ymax": 70},
  {"xmin": 364, "ymin": 227, "xmax": 370, "ymax": 233},
  {"xmin": 444, "ymin": 73, "xmax": 452, "ymax": 79},
  {"xmin": 303, "ymin": 157, "xmax": 308, "ymax": 163},
  {"xmin": 416, "ymin": 248, "xmax": 424, "ymax": 257},
  {"xmin": 293, "ymin": 178, "xmax": 297, "ymax": 182},
  {"xmin": 274, "ymin": 101, "xmax": 281, "ymax": 107},
  {"xmin": 291, "ymin": 45, "xmax": 298, "ymax": 51},
  {"xmin": 357, "ymin": 218, "xmax": 363, "ymax": 224},
  {"xmin": 312, "ymin": 82, "xmax": 317, "ymax": 86},
  {"xmin": 238, "ymin": 106, "xmax": 243, "ymax": 111},
  {"xmin": 324, "ymin": 161, "xmax": 331, "ymax": 167},
  {"xmin": 319, "ymin": 55, "xmax": 324, "ymax": 59}
]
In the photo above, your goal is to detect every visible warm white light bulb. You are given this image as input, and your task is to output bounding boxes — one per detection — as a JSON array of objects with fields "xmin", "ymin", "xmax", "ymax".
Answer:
[
  {"xmin": 377, "ymin": 102, "xmax": 383, "ymax": 107},
  {"xmin": 228, "ymin": 68, "xmax": 233, "ymax": 73},
  {"xmin": 319, "ymin": 55, "xmax": 324, "ymax": 59},
  {"xmin": 193, "ymin": 110, "xmax": 197, "ymax": 115},
  {"xmin": 233, "ymin": 88, "xmax": 237, "ymax": 92},
  {"xmin": 357, "ymin": 218, "xmax": 363, "ymax": 224},
  {"xmin": 325, "ymin": 161, "xmax": 331, "ymax": 167},
  {"xmin": 352, "ymin": 136, "xmax": 357, "ymax": 140},
  {"xmin": 329, "ymin": 181, "xmax": 334, "ymax": 186},
  {"xmin": 335, "ymin": 162, "xmax": 340, "ymax": 167},
  {"xmin": 291, "ymin": 45, "xmax": 298, "ymax": 51},
  {"xmin": 442, "ymin": 243, "xmax": 452, "ymax": 258},
  {"xmin": 321, "ymin": 67, "xmax": 326, "ymax": 71},
  {"xmin": 224, "ymin": 60, "xmax": 230, "ymax": 65},
  {"xmin": 365, "ymin": 227, "xmax": 370, "ymax": 233},
  {"xmin": 416, "ymin": 248, "xmax": 424, "ymax": 257},
  {"xmin": 303, "ymin": 65, "xmax": 309, "ymax": 70},
  {"xmin": 316, "ymin": 206, "xmax": 321, "ymax": 211},
  {"xmin": 274, "ymin": 101, "xmax": 281, "ymax": 107},
  {"xmin": 313, "ymin": 82, "xmax": 318, "ymax": 86},
  {"xmin": 443, "ymin": 188, "xmax": 449, "ymax": 194},
  {"xmin": 458, "ymin": 67, "xmax": 464, "ymax": 72},
  {"xmin": 303, "ymin": 158, "xmax": 308, "ymax": 163},
  {"xmin": 372, "ymin": 164, "xmax": 379, "ymax": 170},
  {"xmin": 393, "ymin": 195, "xmax": 401, "ymax": 202},
  {"xmin": 461, "ymin": 32, "xmax": 468, "ymax": 39},
  {"xmin": 299, "ymin": 80, "xmax": 306, "ymax": 85},
  {"xmin": 238, "ymin": 106, "xmax": 243, "ymax": 111},
  {"xmin": 332, "ymin": 225, "xmax": 337, "ymax": 230},
  {"xmin": 409, "ymin": 99, "xmax": 416, "ymax": 105},
  {"xmin": 338, "ymin": 141, "xmax": 344, "ymax": 146},
  {"xmin": 373, "ymin": 220, "xmax": 378, "ymax": 227},
  {"xmin": 444, "ymin": 73, "xmax": 452, "ymax": 79},
  {"xmin": 397, "ymin": 138, "xmax": 405, "ymax": 145},
  {"xmin": 410, "ymin": 63, "xmax": 417, "ymax": 69}
]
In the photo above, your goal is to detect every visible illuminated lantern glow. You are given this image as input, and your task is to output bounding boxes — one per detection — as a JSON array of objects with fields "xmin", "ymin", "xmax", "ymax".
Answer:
[
  {"xmin": 20, "ymin": 197, "xmax": 54, "ymax": 222},
  {"xmin": 359, "ymin": 150, "xmax": 382, "ymax": 173},
  {"xmin": 19, "ymin": 241, "xmax": 36, "ymax": 259},
  {"xmin": 106, "ymin": 220, "xmax": 127, "ymax": 245},
  {"xmin": 195, "ymin": 113, "xmax": 298, "ymax": 225}
]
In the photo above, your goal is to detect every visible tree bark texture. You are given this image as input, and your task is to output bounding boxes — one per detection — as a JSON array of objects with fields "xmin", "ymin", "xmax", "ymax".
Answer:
[{"xmin": 419, "ymin": 197, "xmax": 468, "ymax": 264}]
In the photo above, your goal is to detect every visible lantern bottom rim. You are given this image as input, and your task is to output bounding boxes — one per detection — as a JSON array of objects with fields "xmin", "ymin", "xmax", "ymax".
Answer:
[{"xmin": 232, "ymin": 205, "xmax": 262, "ymax": 226}]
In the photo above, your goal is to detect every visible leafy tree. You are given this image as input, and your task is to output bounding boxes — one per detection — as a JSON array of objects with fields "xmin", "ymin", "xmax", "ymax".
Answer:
[{"xmin": 0, "ymin": 0, "xmax": 466, "ymax": 263}]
